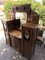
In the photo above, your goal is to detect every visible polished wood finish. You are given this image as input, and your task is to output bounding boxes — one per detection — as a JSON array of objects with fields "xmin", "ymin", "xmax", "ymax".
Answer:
[
  {"xmin": 9, "ymin": 30, "xmax": 22, "ymax": 53},
  {"xmin": 9, "ymin": 23, "xmax": 37, "ymax": 59},
  {"xmin": 13, "ymin": 4, "xmax": 31, "ymax": 14},
  {"xmin": 22, "ymin": 23, "xmax": 37, "ymax": 59},
  {"xmin": 9, "ymin": 30, "xmax": 22, "ymax": 39},
  {"xmin": 2, "ymin": 4, "xmax": 39, "ymax": 60},
  {"xmin": 28, "ymin": 11, "xmax": 39, "ymax": 24},
  {"xmin": 13, "ymin": 4, "xmax": 39, "ymax": 24}
]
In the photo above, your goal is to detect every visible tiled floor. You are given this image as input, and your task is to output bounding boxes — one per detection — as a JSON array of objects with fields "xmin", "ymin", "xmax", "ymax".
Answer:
[
  {"xmin": 31, "ymin": 45, "xmax": 45, "ymax": 60},
  {"xmin": 0, "ymin": 32, "xmax": 45, "ymax": 60},
  {"xmin": 0, "ymin": 39, "xmax": 27, "ymax": 60}
]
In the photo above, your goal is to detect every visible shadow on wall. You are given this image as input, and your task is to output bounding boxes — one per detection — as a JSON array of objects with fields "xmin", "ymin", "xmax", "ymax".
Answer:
[{"xmin": 15, "ymin": 12, "xmax": 27, "ymax": 24}]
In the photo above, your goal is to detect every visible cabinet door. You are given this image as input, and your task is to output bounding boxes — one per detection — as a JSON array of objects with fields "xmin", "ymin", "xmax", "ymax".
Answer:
[
  {"xmin": 22, "ymin": 26, "xmax": 36, "ymax": 59},
  {"xmin": 14, "ymin": 37, "xmax": 21, "ymax": 52},
  {"xmin": 10, "ymin": 36, "xmax": 21, "ymax": 52},
  {"xmin": 10, "ymin": 36, "xmax": 15, "ymax": 48},
  {"xmin": 22, "ymin": 27, "xmax": 31, "ymax": 58}
]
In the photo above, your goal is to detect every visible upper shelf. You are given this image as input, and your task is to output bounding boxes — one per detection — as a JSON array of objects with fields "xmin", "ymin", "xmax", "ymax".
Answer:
[{"xmin": 13, "ymin": 4, "xmax": 31, "ymax": 14}]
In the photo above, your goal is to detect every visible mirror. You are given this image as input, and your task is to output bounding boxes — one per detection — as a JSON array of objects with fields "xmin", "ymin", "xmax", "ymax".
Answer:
[{"xmin": 15, "ymin": 12, "xmax": 27, "ymax": 25}]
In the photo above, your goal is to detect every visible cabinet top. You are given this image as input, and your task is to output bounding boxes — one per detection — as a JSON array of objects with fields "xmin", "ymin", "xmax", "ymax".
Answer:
[
  {"xmin": 9, "ymin": 30, "xmax": 22, "ymax": 39},
  {"xmin": 22, "ymin": 23, "xmax": 45, "ymax": 30},
  {"xmin": 22, "ymin": 23, "xmax": 38, "ymax": 29}
]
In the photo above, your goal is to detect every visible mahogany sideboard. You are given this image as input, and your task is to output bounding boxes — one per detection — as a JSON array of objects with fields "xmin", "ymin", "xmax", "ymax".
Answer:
[
  {"xmin": 9, "ymin": 23, "xmax": 37, "ymax": 60},
  {"xmin": 22, "ymin": 23, "xmax": 37, "ymax": 59},
  {"xmin": 1, "ymin": 4, "xmax": 39, "ymax": 60}
]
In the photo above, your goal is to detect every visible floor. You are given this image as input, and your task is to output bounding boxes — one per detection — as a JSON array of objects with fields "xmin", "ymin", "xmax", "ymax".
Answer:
[{"xmin": 0, "ymin": 31, "xmax": 45, "ymax": 60}]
